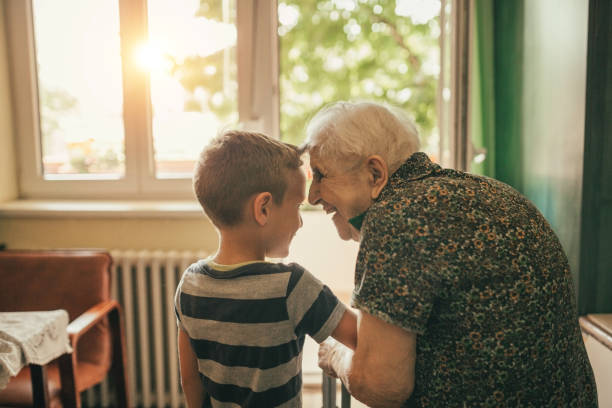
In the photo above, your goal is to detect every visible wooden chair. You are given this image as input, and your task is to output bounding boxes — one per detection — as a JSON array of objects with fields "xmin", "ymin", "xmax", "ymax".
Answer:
[{"xmin": 0, "ymin": 250, "xmax": 129, "ymax": 407}]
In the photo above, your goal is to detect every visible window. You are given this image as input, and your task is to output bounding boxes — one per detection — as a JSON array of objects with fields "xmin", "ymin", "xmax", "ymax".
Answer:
[
  {"xmin": 6, "ymin": 0, "xmax": 463, "ymax": 199},
  {"xmin": 278, "ymin": 0, "xmax": 442, "ymax": 156},
  {"xmin": 32, "ymin": 0, "xmax": 125, "ymax": 180},
  {"xmin": 145, "ymin": 0, "xmax": 238, "ymax": 179}
]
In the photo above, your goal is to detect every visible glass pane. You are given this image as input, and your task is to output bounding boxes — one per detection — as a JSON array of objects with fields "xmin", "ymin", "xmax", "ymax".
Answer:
[
  {"xmin": 278, "ymin": 0, "xmax": 441, "ymax": 160},
  {"xmin": 145, "ymin": 0, "xmax": 238, "ymax": 179},
  {"xmin": 32, "ymin": 0, "xmax": 125, "ymax": 179}
]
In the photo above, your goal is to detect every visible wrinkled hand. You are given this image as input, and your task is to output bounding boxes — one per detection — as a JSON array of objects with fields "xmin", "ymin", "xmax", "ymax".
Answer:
[
  {"xmin": 318, "ymin": 338, "xmax": 340, "ymax": 378},
  {"xmin": 332, "ymin": 212, "xmax": 361, "ymax": 242}
]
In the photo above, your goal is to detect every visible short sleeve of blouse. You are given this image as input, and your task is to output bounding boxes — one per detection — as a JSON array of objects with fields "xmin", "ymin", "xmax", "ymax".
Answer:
[{"xmin": 352, "ymin": 200, "xmax": 442, "ymax": 334}]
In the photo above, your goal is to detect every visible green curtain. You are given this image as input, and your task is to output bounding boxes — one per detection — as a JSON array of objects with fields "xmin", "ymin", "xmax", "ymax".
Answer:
[
  {"xmin": 470, "ymin": 0, "xmax": 524, "ymax": 188},
  {"xmin": 578, "ymin": 0, "xmax": 612, "ymax": 314},
  {"xmin": 471, "ymin": 0, "xmax": 610, "ymax": 314}
]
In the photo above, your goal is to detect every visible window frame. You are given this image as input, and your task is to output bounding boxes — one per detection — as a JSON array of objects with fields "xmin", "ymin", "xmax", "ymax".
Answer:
[
  {"xmin": 5, "ymin": 0, "xmax": 278, "ymax": 199},
  {"xmin": 6, "ymin": 0, "xmax": 468, "ymax": 200}
]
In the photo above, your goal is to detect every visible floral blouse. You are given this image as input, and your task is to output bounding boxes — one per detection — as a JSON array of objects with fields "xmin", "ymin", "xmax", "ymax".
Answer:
[{"xmin": 352, "ymin": 152, "xmax": 597, "ymax": 407}]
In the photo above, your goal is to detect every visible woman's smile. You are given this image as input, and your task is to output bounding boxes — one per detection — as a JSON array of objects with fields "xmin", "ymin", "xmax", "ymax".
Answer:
[{"xmin": 322, "ymin": 203, "xmax": 337, "ymax": 215}]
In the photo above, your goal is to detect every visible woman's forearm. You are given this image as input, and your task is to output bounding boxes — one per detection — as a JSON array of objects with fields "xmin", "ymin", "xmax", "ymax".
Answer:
[
  {"xmin": 326, "ymin": 342, "xmax": 399, "ymax": 407},
  {"xmin": 322, "ymin": 335, "xmax": 413, "ymax": 408}
]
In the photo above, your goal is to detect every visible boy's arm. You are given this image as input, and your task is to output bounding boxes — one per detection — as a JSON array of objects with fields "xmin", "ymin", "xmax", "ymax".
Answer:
[
  {"xmin": 178, "ymin": 328, "xmax": 206, "ymax": 408},
  {"xmin": 287, "ymin": 267, "xmax": 357, "ymax": 350},
  {"xmin": 331, "ymin": 308, "xmax": 358, "ymax": 350}
]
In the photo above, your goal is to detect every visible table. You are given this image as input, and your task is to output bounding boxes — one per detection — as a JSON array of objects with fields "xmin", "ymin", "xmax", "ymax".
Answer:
[{"xmin": 0, "ymin": 310, "xmax": 72, "ymax": 407}]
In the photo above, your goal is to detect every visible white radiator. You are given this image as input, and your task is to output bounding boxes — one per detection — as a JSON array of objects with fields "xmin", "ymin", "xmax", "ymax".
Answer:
[{"xmin": 83, "ymin": 249, "xmax": 208, "ymax": 408}]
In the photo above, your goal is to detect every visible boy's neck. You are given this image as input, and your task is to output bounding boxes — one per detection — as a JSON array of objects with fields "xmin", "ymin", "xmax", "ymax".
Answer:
[{"xmin": 214, "ymin": 226, "xmax": 266, "ymax": 265}]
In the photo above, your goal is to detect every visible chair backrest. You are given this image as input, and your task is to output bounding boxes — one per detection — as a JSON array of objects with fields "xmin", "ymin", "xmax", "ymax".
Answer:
[{"xmin": 0, "ymin": 250, "xmax": 112, "ymax": 368}]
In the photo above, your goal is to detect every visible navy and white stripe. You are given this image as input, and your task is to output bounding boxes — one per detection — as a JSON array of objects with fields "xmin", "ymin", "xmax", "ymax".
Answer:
[{"xmin": 175, "ymin": 260, "xmax": 346, "ymax": 408}]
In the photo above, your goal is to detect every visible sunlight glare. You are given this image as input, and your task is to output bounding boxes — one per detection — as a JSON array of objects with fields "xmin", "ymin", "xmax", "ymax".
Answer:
[
  {"xmin": 395, "ymin": 0, "xmax": 440, "ymax": 25},
  {"xmin": 135, "ymin": 42, "xmax": 168, "ymax": 72}
]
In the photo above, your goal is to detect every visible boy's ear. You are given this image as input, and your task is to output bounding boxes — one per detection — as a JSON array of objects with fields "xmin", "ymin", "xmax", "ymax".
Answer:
[
  {"xmin": 253, "ymin": 192, "xmax": 273, "ymax": 226},
  {"xmin": 366, "ymin": 155, "xmax": 389, "ymax": 199}
]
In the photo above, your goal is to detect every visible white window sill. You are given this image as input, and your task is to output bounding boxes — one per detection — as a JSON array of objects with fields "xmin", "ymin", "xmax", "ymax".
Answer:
[
  {"xmin": 0, "ymin": 200, "xmax": 324, "ymax": 218},
  {"xmin": 0, "ymin": 199, "xmax": 205, "ymax": 218}
]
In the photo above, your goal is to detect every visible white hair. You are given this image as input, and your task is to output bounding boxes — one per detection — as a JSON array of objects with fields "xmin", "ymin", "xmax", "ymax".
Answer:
[{"xmin": 303, "ymin": 101, "xmax": 420, "ymax": 173}]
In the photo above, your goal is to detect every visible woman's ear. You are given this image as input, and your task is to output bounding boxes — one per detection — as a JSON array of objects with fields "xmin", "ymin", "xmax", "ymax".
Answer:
[
  {"xmin": 366, "ymin": 155, "xmax": 388, "ymax": 199},
  {"xmin": 253, "ymin": 192, "xmax": 273, "ymax": 226}
]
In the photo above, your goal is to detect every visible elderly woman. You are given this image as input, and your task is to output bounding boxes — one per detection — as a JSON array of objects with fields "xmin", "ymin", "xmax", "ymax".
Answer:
[{"xmin": 304, "ymin": 101, "xmax": 597, "ymax": 407}]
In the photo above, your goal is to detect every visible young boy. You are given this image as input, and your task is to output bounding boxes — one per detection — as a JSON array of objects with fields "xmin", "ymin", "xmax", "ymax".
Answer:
[{"xmin": 175, "ymin": 130, "xmax": 357, "ymax": 408}]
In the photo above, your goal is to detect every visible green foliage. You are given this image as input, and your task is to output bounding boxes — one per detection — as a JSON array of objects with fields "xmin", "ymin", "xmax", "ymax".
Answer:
[
  {"xmin": 195, "ymin": 0, "xmax": 224, "ymax": 19},
  {"xmin": 39, "ymin": 86, "xmax": 123, "ymax": 174},
  {"xmin": 168, "ymin": 48, "xmax": 238, "ymax": 117},
  {"xmin": 69, "ymin": 148, "xmax": 120, "ymax": 174},
  {"xmin": 278, "ymin": 0, "xmax": 439, "ymax": 145},
  {"xmin": 39, "ymin": 87, "xmax": 77, "ymax": 150},
  {"xmin": 174, "ymin": 0, "xmax": 439, "ymax": 146}
]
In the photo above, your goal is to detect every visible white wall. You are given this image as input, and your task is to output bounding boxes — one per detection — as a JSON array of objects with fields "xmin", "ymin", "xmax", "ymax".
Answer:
[{"xmin": 287, "ymin": 211, "xmax": 360, "ymax": 303}]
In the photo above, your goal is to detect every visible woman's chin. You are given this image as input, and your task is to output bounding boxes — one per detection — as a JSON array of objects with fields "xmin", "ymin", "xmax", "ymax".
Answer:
[{"xmin": 331, "ymin": 212, "xmax": 351, "ymax": 237}]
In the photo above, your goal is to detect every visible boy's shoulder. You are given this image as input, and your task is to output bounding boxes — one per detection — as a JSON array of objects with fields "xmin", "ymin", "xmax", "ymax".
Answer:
[
  {"xmin": 177, "ymin": 260, "xmax": 317, "ymax": 303},
  {"xmin": 179, "ymin": 260, "xmax": 314, "ymax": 295}
]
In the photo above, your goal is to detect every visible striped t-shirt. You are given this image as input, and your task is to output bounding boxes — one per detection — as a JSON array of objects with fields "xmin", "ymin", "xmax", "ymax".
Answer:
[{"xmin": 175, "ymin": 260, "xmax": 347, "ymax": 407}]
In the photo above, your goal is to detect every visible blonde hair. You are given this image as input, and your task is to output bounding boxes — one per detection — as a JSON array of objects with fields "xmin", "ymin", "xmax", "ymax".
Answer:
[
  {"xmin": 303, "ymin": 101, "xmax": 420, "ymax": 173},
  {"xmin": 193, "ymin": 130, "xmax": 303, "ymax": 227}
]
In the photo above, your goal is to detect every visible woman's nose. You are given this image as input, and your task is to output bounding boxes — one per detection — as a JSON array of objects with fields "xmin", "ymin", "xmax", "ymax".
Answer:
[{"xmin": 308, "ymin": 182, "xmax": 321, "ymax": 205}]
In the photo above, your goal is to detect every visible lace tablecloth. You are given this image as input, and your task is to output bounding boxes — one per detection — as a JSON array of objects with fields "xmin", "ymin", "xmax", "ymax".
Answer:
[{"xmin": 0, "ymin": 310, "xmax": 72, "ymax": 390}]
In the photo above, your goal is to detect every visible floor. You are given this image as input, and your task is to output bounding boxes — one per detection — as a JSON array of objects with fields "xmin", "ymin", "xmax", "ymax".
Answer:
[
  {"xmin": 302, "ymin": 383, "xmax": 369, "ymax": 408},
  {"xmin": 302, "ymin": 389, "xmax": 367, "ymax": 408}
]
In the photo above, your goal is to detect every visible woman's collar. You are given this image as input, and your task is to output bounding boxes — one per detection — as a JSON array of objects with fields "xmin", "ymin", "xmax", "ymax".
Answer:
[
  {"xmin": 348, "ymin": 211, "xmax": 367, "ymax": 231},
  {"xmin": 374, "ymin": 152, "xmax": 441, "ymax": 203},
  {"xmin": 393, "ymin": 152, "xmax": 441, "ymax": 181}
]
